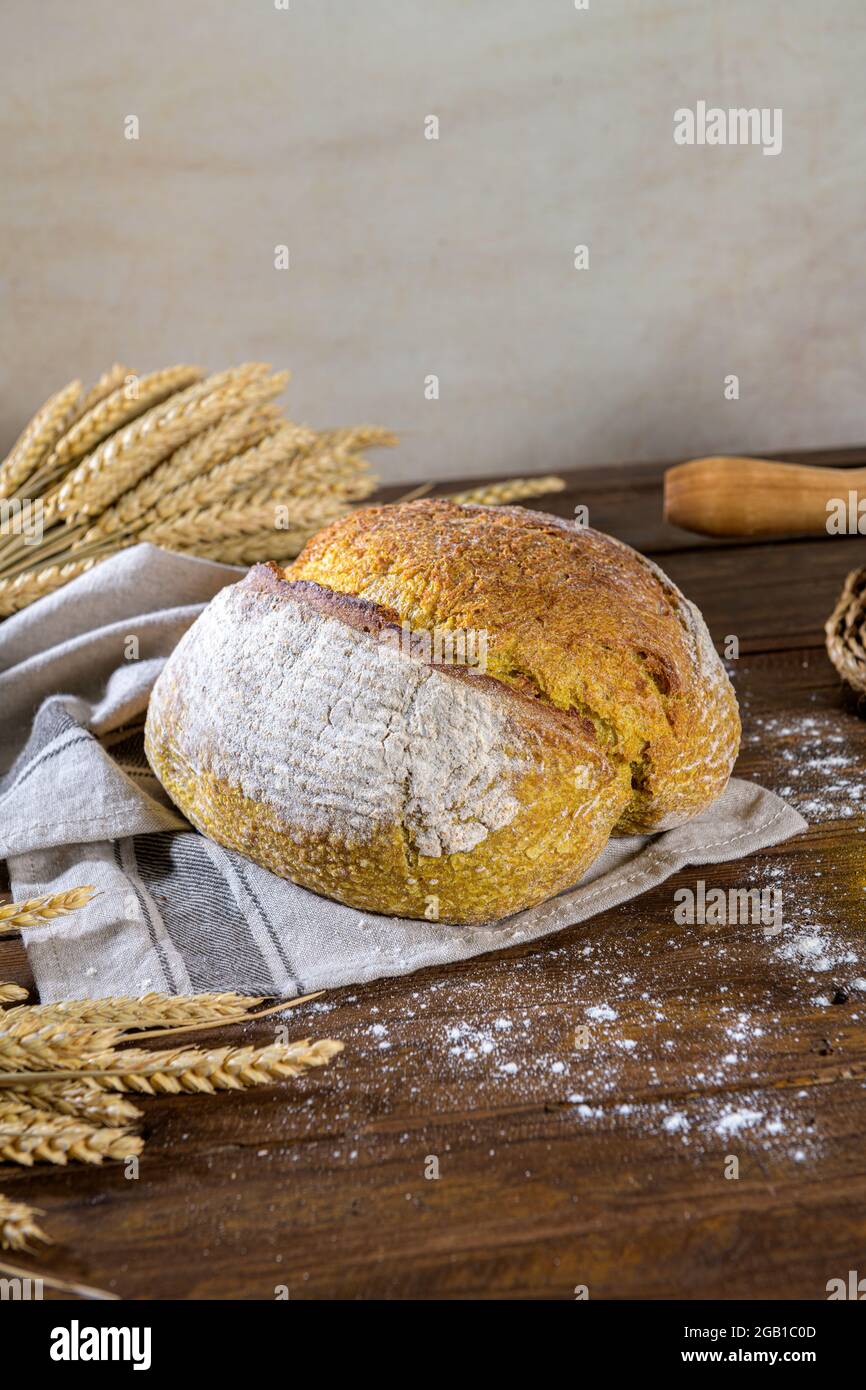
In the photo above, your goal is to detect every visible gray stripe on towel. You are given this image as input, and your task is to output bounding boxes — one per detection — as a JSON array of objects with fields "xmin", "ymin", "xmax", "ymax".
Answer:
[
  {"xmin": 132, "ymin": 831, "xmax": 280, "ymax": 993},
  {"xmin": 115, "ymin": 838, "xmax": 187, "ymax": 994},
  {"xmin": 200, "ymin": 838, "xmax": 303, "ymax": 996},
  {"xmin": 1, "ymin": 701, "xmax": 87, "ymax": 794}
]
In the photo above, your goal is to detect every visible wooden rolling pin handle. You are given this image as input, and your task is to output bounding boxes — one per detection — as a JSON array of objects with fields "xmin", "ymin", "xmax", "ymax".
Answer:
[{"xmin": 663, "ymin": 456, "xmax": 866, "ymax": 538}]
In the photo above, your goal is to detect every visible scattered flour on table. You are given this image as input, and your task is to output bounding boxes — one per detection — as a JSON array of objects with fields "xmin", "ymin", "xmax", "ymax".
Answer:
[
  {"xmin": 775, "ymin": 930, "xmax": 857, "ymax": 973},
  {"xmin": 322, "ymin": 832, "xmax": 866, "ymax": 1167},
  {"xmin": 742, "ymin": 708, "xmax": 866, "ymax": 823}
]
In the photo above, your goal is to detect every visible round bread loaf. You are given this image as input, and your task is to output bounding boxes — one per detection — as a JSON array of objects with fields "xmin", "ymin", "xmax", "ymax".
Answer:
[{"xmin": 145, "ymin": 501, "xmax": 740, "ymax": 924}]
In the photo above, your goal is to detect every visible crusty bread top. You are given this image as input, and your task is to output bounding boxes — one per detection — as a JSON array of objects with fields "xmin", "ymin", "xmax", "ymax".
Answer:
[
  {"xmin": 250, "ymin": 563, "xmax": 611, "ymax": 772},
  {"xmin": 287, "ymin": 499, "xmax": 740, "ymax": 829}
]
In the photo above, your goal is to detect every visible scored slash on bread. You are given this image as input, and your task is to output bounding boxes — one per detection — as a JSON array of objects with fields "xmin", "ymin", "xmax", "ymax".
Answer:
[{"xmin": 145, "ymin": 501, "xmax": 740, "ymax": 924}]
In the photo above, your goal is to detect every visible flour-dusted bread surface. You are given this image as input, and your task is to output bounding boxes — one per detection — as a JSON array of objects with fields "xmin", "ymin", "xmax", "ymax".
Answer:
[
  {"xmin": 145, "ymin": 501, "xmax": 740, "ymax": 924},
  {"xmin": 290, "ymin": 500, "xmax": 741, "ymax": 834}
]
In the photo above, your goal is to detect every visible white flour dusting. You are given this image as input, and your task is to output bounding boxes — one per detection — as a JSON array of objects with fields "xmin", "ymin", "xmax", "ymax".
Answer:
[
  {"xmin": 742, "ymin": 707, "xmax": 866, "ymax": 823},
  {"xmin": 148, "ymin": 575, "xmax": 527, "ymax": 856},
  {"xmin": 313, "ymin": 809, "xmax": 865, "ymax": 1168}
]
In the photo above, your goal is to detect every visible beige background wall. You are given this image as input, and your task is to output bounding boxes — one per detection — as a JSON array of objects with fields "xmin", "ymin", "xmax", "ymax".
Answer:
[{"xmin": 1, "ymin": 0, "xmax": 865, "ymax": 483}]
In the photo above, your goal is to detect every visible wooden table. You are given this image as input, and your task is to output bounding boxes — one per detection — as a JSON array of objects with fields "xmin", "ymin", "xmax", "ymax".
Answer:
[{"xmin": 4, "ymin": 446, "xmax": 866, "ymax": 1301}]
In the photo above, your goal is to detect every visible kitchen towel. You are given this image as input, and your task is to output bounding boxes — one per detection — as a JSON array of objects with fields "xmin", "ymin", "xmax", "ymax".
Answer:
[{"xmin": 0, "ymin": 544, "xmax": 808, "ymax": 1003}]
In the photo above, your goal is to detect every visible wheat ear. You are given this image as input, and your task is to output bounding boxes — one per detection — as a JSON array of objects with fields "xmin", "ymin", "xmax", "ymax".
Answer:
[
  {"xmin": 0, "ymin": 1193, "xmax": 50, "ymax": 1250},
  {"xmin": 12, "ymin": 991, "xmax": 267, "ymax": 1030},
  {"xmin": 0, "ymin": 1113, "xmax": 143, "ymax": 1165},
  {"xmin": 447, "ymin": 475, "xmax": 566, "ymax": 506},
  {"xmin": 0, "ymin": 555, "xmax": 108, "ymax": 617},
  {"xmin": 0, "ymin": 985, "xmax": 28, "ymax": 1005},
  {"xmin": 0, "ymin": 380, "xmax": 82, "ymax": 499},
  {"xmin": 228, "ymin": 442, "xmax": 377, "ymax": 509},
  {"xmin": 0, "ymin": 1027, "xmax": 124, "ymax": 1072},
  {"xmin": 2, "ymin": 1084, "xmax": 142, "ymax": 1126},
  {"xmin": 84, "ymin": 403, "xmax": 284, "ymax": 537},
  {"xmin": 11, "ymin": 420, "xmax": 287, "ymax": 577},
  {"xmin": 0, "ymin": 1038, "xmax": 344, "ymax": 1094},
  {"xmin": 141, "ymin": 487, "xmax": 353, "ymax": 550},
  {"xmin": 0, "ymin": 365, "xmax": 274, "ymax": 544},
  {"xmin": 73, "ymin": 364, "xmax": 135, "ymax": 421},
  {"xmin": 188, "ymin": 526, "xmax": 327, "ymax": 565},
  {"xmin": 145, "ymin": 422, "xmax": 319, "ymax": 519},
  {"xmin": 1, "ymin": 366, "xmax": 131, "ymax": 510},
  {"xmin": 5, "ymin": 366, "xmax": 143, "ymax": 506},
  {"xmin": 56, "ymin": 365, "xmax": 287, "ymax": 520},
  {"xmin": 315, "ymin": 426, "xmax": 398, "ymax": 454},
  {"xmin": 32, "ymin": 364, "xmax": 204, "ymax": 501},
  {"xmin": 0, "ymin": 886, "xmax": 96, "ymax": 936}
]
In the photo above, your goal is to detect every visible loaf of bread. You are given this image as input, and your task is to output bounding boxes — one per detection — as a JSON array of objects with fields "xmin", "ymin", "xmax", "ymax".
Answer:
[{"xmin": 145, "ymin": 501, "xmax": 740, "ymax": 924}]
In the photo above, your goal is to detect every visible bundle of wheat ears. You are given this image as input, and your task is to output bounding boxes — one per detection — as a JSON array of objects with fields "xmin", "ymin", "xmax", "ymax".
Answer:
[
  {"xmin": 0, "ymin": 361, "xmax": 397, "ymax": 617},
  {"xmin": 0, "ymin": 887, "xmax": 342, "ymax": 1256},
  {"xmin": 0, "ymin": 359, "xmax": 566, "ymax": 618}
]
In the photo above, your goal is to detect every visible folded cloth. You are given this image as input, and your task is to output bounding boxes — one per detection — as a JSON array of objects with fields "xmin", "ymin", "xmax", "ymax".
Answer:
[{"xmin": 0, "ymin": 544, "xmax": 808, "ymax": 1003}]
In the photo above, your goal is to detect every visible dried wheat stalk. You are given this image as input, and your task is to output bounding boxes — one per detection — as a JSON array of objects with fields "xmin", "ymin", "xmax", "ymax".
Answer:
[
  {"xmin": 315, "ymin": 426, "xmax": 398, "ymax": 454},
  {"xmin": 0, "ymin": 358, "xmax": 395, "ymax": 615},
  {"xmin": 13, "ymin": 991, "xmax": 266, "ymax": 1030},
  {"xmin": 447, "ymin": 475, "xmax": 566, "ymax": 506},
  {"xmin": 0, "ymin": 976, "xmax": 342, "ymax": 1285},
  {"xmin": 0, "ymin": 985, "xmax": 28, "ymax": 1005},
  {"xmin": 66, "ymin": 424, "xmax": 380, "ymax": 565},
  {"xmin": 187, "ymin": 526, "xmax": 325, "ymax": 565},
  {"xmin": 146, "ymin": 422, "xmax": 320, "ymax": 518},
  {"xmin": 0, "ymin": 1193, "xmax": 50, "ymax": 1250},
  {"xmin": 0, "ymin": 1254, "xmax": 117, "ymax": 1298},
  {"xmin": 16, "ymin": 367, "xmax": 198, "ymax": 515},
  {"xmin": 2, "ymin": 1083, "xmax": 142, "ymax": 1126},
  {"xmin": 0, "ymin": 502, "xmax": 134, "ymax": 578},
  {"xmin": 0, "ymin": 886, "xmax": 96, "ymax": 936},
  {"xmin": 0, "ymin": 1013, "xmax": 120, "ymax": 1045},
  {"xmin": 0, "ymin": 996, "xmax": 308, "ymax": 1043},
  {"xmin": 84, "ymin": 403, "xmax": 284, "ymax": 536},
  {"xmin": 0, "ymin": 526, "xmax": 94, "ymax": 582},
  {"xmin": 47, "ymin": 365, "xmax": 203, "ymax": 473},
  {"xmin": 57, "ymin": 365, "xmax": 288, "ymax": 520},
  {"xmin": 0, "ymin": 1026, "xmax": 122, "ymax": 1072},
  {"xmin": 230, "ymin": 444, "xmax": 378, "ymax": 508},
  {"xmin": 0, "ymin": 1113, "xmax": 143, "ymax": 1166},
  {"xmin": 0, "ymin": 556, "xmax": 99, "ymax": 618},
  {"xmin": 142, "ymin": 488, "xmax": 352, "ymax": 550},
  {"xmin": 0, "ymin": 1038, "xmax": 345, "ymax": 1094},
  {"xmin": 0, "ymin": 365, "xmax": 218, "ymax": 551},
  {"xmin": 73, "ymin": 364, "xmax": 134, "ymax": 422},
  {"xmin": 0, "ymin": 380, "xmax": 82, "ymax": 500},
  {"xmin": 2, "ymin": 366, "xmax": 132, "ymax": 508},
  {"xmin": 18, "ymin": 367, "xmax": 204, "ymax": 509},
  {"xmin": 0, "ymin": 991, "xmax": 320, "ymax": 1049}
]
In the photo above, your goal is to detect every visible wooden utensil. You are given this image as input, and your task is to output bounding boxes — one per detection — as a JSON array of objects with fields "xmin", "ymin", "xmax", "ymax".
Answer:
[{"xmin": 663, "ymin": 455, "xmax": 866, "ymax": 538}]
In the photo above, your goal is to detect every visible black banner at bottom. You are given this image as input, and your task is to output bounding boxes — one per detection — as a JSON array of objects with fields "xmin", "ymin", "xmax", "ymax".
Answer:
[{"xmin": 4, "ymin": 1297, "xmax": 858, "ymax": 1376}]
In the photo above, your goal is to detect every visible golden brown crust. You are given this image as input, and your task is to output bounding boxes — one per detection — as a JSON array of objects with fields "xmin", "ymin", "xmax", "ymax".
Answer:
[{"xmin": 287, "ymin": 499, "xmax": 741, "ymax": 830}]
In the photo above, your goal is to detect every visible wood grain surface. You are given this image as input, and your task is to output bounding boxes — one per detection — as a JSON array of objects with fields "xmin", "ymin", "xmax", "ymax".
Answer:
[{"xmin": 3, "ymin": 446, "xmax": 866, "ymax": 1301}]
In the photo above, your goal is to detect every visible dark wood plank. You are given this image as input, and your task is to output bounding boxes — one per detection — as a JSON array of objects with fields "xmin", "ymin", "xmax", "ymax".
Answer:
[{"xmin": 657, "ymin": 539, "xmax": 866, "ymax": 653}]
